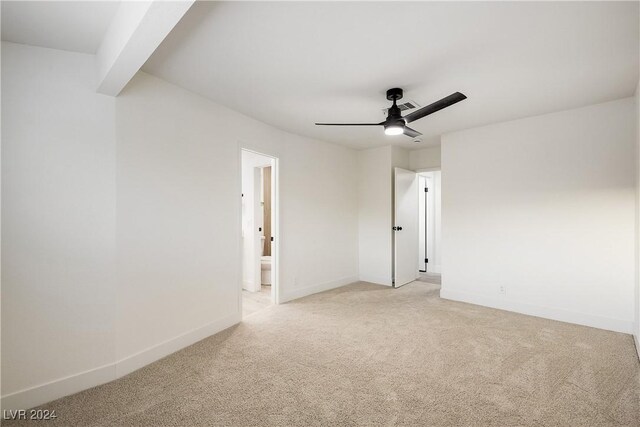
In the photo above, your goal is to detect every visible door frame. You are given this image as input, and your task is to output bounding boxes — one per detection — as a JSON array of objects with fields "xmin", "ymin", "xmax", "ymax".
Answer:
[
  {"xmin": 418, "ymin": 174, "xmax": 430, "ymax": 273},
  {"xmin": 239, "ymin": 147, "xmax": 280, "ymax": 317},
  {"xmin": 415, "ymin": 167, "xmax": 440, "ymax": 173},
  {"xmin": 418, "ymin": 172, "xmax": 436, "ymax": 273},
  {"xmin": 416, "ymin": 167, "xmax": 441, "ymax": 275}
]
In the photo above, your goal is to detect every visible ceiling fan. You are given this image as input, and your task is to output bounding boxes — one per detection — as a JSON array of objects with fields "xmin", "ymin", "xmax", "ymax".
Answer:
[{"xmin": 315, "ymin": 88, "xmax": 467, "ymax": 138}]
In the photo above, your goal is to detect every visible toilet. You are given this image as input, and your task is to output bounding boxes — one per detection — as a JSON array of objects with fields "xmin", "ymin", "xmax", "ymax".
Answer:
[{"xmin": 261, "ymin": 256, "xmax": 272, "ymax": 285}]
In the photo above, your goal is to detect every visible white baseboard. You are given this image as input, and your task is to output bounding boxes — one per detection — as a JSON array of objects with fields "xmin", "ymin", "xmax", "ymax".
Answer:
[
  {"xmin": 1, "ymin": 363, "xmax": 116, "ymax": 413},
  {"xmin": 115, "ymin": 312, "xmax": 241, "ymax": 378},
  {"xmin": 243, "ymin": 280, "xmax": 261, "ymax": 293},
  {"xmin": 1, "ymin": 312, "xmax": 241, "ymax": 411},
  {"xmin": 280, "ymin": 275, "xmax": 359, "ymax": 303},
  {"xmin": 358, "ymin": 274, "xmax": 392, "ymax": 287},
  {"xmin": 440, "ymin": 288, "xmax": 633, "ymax": 334}
]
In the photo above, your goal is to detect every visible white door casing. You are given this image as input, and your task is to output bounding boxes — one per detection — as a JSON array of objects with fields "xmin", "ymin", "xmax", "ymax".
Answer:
[
  {"xmin": 425, "ymin": 175, "xmax": 436, "ymax": 274},
  {"xmin": 250, "ymin": 167, "xmax": 263, "ymax": 292}
]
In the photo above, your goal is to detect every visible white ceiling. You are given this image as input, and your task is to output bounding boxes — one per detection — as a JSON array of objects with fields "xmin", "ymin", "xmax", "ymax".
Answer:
[
  {"xmin": 143, "ymin": 1, "xmax": 639, "ymax": 150},
  {"xmin": 1, "ymin": 1, "xmax": 119, "ymax": 54},
  {"xmin": 2, "ymin": 2, "xmax": 638, "ymax": 150}
]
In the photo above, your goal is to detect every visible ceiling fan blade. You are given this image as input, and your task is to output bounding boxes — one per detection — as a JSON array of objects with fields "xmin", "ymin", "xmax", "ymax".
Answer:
[
  {"xmin": 404, "ymin": 92, "xmax": 467, "ymax": 124},
  {"xmin": 403, "ymin": 126, "xmax": 422, "ymax": 138},
  {"xmin": 315, "ymin": 123, "xmax": 382, "ymax": 126}
]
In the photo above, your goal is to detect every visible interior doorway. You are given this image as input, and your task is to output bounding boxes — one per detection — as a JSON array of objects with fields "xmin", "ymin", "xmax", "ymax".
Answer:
[
  {"xmin": 392, "ymin": 167, "xmax": 442, "ymax": 287},
  {"xmin": 417, "ymin": 170, "xmax": 441, "ymax": 284},
  {"xmin": 240, "ymin": 149, "xmax": 279, "ymax": 318}
]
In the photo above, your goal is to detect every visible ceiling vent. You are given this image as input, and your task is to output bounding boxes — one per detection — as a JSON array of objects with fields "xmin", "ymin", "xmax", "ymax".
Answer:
[{"xmin": 382, "ymin": 100, "xmax": 420, "ymax": 115}]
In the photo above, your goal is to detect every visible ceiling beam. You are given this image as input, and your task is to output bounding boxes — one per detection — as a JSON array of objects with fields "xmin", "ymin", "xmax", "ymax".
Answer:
[{"xmin": 96, "ymin": 0, "xmax": 194, "ymax": 96}]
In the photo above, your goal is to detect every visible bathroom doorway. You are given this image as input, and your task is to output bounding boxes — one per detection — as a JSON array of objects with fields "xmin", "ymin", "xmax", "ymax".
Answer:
[{"xmin": 240, "ymin": 149, "xmax": 279, "ymax": 318}]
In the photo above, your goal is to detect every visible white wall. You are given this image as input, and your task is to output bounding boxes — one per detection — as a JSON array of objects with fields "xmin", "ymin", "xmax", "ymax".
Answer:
[
  {"xmin": 441, "ymin": 98, "xmax": 636, "ymax": 333},
  {"xmin": 409, "ymin": 145, "xmax": 441, "ymax": 170},
  {"xmin": 358, "ymin": 146, "xmax": 392, "ymax": 285},
  {"xmin": 115, "ymin": 71, "xmax": 359, "ymax": 367},
  {"xmin": 391, "ymin": 145, "xmax": 410, "ymax": 170},
  {"xmin": 635, "ymin": 80, "xmax": 640, "ymax": 356},
  {"xmin": 2, "ymin": 43, "xmax": 359, "ymax": 409},
  {"xmin": 1, "ymin": 43, "xmax": 117, "ymax": 404}
]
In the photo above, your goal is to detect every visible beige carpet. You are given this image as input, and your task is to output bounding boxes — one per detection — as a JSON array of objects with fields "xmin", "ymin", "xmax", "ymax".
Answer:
[
  {"xmin": 6, "ymin": 282, "xmax": 639, "ymax": 426},
  {"xmin": 417, "ymin": 272, "xmax": 441, "ymax": 285},
  {"xmin": 242, "ymin": 285, "xmax": 272, "ymax": 317}
]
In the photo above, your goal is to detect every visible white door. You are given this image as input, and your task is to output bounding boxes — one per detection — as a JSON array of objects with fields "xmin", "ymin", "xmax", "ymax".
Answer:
[{"xmin": 394, "ymin": 167, "xmax": 419, "ymax": 287}]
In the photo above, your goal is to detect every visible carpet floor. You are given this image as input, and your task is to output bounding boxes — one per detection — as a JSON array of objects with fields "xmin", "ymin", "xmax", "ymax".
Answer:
[
  {"xmin": 242, "ymin": 285, "xmax": 272, "ymax": 317},
  {"xmin": 417, "ymin": 272, "xmax": 441, "ymax": 285},
  {"xmin": 6, "ymin": 282, "xmax": 640, "ymax": 426}
]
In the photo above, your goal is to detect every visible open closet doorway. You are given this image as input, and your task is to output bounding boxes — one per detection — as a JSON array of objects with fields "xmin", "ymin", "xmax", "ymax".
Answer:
[
  {"xmin": 417, "ymin": 170, "xmax": 441, "ymax": 285},
  {"xmin": 241, "ymin": 149, "xmax": 279, "ymax": 318}
]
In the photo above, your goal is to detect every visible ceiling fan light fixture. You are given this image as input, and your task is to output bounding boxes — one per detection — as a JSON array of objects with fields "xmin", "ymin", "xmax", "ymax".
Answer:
[
  {"xmin": 315, "ymin": 88, "xmax": 466, "ymax": 140},
  {"xmin": 384, "ymin": 124, "xmax": 404, "ymax": 136}
]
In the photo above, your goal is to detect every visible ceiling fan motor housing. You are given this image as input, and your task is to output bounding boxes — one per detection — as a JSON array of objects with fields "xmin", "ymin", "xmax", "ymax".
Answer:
[
  {"xmin": 386, "ymin": 88, "xmax": 405, "ymax": 124},
  {"xmin": 386, "ymin": 88, "xmax": 403, "ymax": 101}
]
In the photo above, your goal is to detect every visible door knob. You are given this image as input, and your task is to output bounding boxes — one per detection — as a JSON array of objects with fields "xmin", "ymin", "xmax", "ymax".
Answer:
[{"xmin": 393, "ymin": 226, "xmax": 403, "ymax": 231}]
